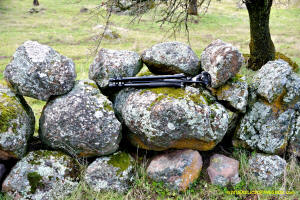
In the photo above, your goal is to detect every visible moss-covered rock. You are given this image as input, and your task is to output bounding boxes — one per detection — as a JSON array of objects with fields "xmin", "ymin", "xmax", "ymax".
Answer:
[
  {"xmin": 2, "ymin": 150, "xmax": 79, "ymax": 199},
  {"xmin": 0, "ymin": 83, "xmax": 35, "ymax": 160},
  {"xmin": 84, "ymin": 151, "xmax": 134, "ymax": 193}
]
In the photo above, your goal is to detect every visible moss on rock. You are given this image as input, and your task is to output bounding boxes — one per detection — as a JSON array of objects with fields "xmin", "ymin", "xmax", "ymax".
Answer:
[
  {"xmin": 27, "ymin": 172, "xmax": 44, "ymax": 194},
  {"xmin": 0, "ymin": 93, "xmax": 19, "ymax": 133},
  {"xmin": 108, "ymin": 152, "xmax": 132, "ymax": 176}
]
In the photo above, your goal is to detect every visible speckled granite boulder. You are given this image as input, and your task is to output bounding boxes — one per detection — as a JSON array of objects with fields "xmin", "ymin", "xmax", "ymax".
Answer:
[
  {"xmin": 114, "ymin": 86, "xmax": 229, "ymax": 151},
  {"xmin": 141, "ymin": 42, "xmax": 200, "ymax": 75},
  {"xmin": 207, "ymin": 154, "xmax": 240, "ymax": 186},
  {"xmin": 213, "ymin": 75, "xmax": 248, "ymax": 113},
  {"xmin": 234, "ymin": 60, "xmax": 300, "ymax": 154},
  {"xmin": 89, "ymin": 48, "xmax": 142, "ymax": 89},
  {"xmin": 39, "ymin": 80, "xmax": 122, "ymax": 157},
  {"xmin": 147, "ymin": 149, "xmax": 202, "ymax": 191},
  {"xmin": 201, "ymin": 39, "xmax": 244, "ymax": 88},
  {"xmin": 2, "ymin": 150, "xmax": 79, "ymax": 200},
  {"xmin": 84, "ymin": 152, "xmax": 134, "ymax": 193},
  {"xmin": 289, "ymin": 115, "xmax": 300, "ymax": 157},
  {"xmin": 4, "ymin": 41, "xmax": 76, "ymax": 101},
  {"xmin": 0, "ymin": 83, "xmax": 35, "ymax": 160},
  {"xmin": 249, "ymin": 153, "xmax": 286, "ymax": 186}
]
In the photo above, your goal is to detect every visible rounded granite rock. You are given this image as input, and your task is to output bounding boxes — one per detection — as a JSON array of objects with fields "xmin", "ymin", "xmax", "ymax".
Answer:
[
  {"xmin": 114, "ymin": 86, "xmax": 229, "ymax": 151},
  {"xmin": 2, "ymin": 150, "xmax": 80, "ymax": 200},
  {"xmin": 141, "ymin": 42, "xmax": 200, "ymax": 76},
  {"xmin": 89, "ymin": 48, "xmax": 143, "ymax": 89},
  {"xmin": 39, "ymin": 80, "xmax": 122, "ymax": 157},
  {"xmin": 84, "ymin": 151, "xmax": 134, "ymax": 193},
  {"xmin": 201, "ymin": 39, "xmax": 244, "ymax": 88},
  {"xmin": 4, "ymin": 41, "xmax": 76, "ymax": 101},
  {"xmin": 0, "ymin": 83, "xmax": 35, "ymax": 160}
]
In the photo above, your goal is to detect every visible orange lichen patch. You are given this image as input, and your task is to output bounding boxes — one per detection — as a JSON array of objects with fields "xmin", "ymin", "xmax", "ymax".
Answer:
[
  {"xmin": 232, "ymin": 139, "xmax": 251, "ymax": 149},
  {"xmin": 0, "ymin": 149, "xmax": 17, "ymax": 160},
  {"xmin": 129, "ymin": 134, "xmax": 166, "ymax": 151},
  {"xmin": 180, "ymin": 153, "xmax": 202, "ymax": 191},
  {"xmin": 275, "ymin": 141, "xmax": 288, "ymax": 155},
  {"xmin": 262, "ymin": 89, "xmax": 287, "ymax": 114}
]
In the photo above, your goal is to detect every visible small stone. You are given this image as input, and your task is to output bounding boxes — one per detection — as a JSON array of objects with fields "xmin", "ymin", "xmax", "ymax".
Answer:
[
  {"xmin": 84, "ymin": 152, "xmax": 134, "ymax": 193},
  {"xmin": 39, "ymin": 80, "xmax": 122, "ymax": 157},
  {"xmin": 2, "ymin": 150, "xmax": 79, "ymax": 199},
  {"xmin": 0, "ymin": 83, "xmax": 35, "ymax": 160},
  {"xmin": 201, "ymin": 39, "xmax": 244, "ymax": 88},
  {"xmin": 141, "ymin": 42, "xmax": 200, "ymax": 75},
  {"xmin": 147, "ymin": 149, "xmax": 202, "ymax": 191},
  {"xmin": 89, "ymin": 48, "xmax": 142, "ymax": 89},
  {"xmin": 207, "ymin": 154, "xmax": 240, "ymax": 186},
  {"xmin": 249, "ymin": 153, "xmax": 286, "ymax": 186},
  {"xmin": 4, "ymin": 41, "xmax": 76, "ymax": 101}
]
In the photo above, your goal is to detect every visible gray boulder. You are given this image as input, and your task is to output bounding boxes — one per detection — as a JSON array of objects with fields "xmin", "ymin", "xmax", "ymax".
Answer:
[
  {"xmin": 89, "ymin": 48, "xmax": 142, "ymax": 89},
  {"xmin": 114, "ymin": 86, "xmax": 229, "ymax": 151},
  {"xmin": 201, "ymin": 39, "xmax": 244, "ymax": 88},
  {"xmin": 147, "ymin": 149, "xmax": 202, "ymax": 191},
  {"xmin": 289, "ymin": 115, "xmax": 300, "ymax": 157},
  {"xmin": 39, "ymin": 80, "xmax": 122, "ymax": 157},
  {"xmin": 4, "ymin": 41, "xmax": 76, "ymax": 101},
  {"xmin": 2, "ymin": 150, "xmax": 79, "ymax": 200},
  {"xmin": 84, "ymin": 152, "xmax": 134, "ymax": 193},
  {"xmin": 249, "ymin": 153, "xmax": 286, "ymax": 186},
  {"xmin": 141, "ymin": 42, "xmax": 200, "ymax": 76},
  {"xmin": 0, "ymin": 83, "xmax": 35, "ymax": 160}
]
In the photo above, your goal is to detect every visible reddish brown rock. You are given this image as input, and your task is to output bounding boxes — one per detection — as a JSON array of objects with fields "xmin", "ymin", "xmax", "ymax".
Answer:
[
  {"xmin": 207, "ymin": 154, "xmax": 240, "ymax": 186},
  {"xmin": 146, "ymin": 149, "xmax": 202, "ymax": 191}
]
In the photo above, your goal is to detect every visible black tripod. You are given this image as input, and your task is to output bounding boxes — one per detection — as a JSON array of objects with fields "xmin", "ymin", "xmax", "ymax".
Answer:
[{"xmin": 108, "ymin": 71, "xmax": 211, "ymax": 88}]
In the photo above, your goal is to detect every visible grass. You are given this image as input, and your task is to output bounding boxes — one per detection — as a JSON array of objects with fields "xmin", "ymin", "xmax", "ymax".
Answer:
[{"xmin": 0, "ymin": 0, "xmax": 300, "ymax": 199}]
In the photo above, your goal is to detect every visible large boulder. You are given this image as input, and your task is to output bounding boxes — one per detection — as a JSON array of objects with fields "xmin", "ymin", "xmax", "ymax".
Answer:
[
  {"xmin": 39, "ymin": 80, "xmax": 122, "ymax": 157},
  {"xmin": 89, "ymin": 48, "xmax": 142, "ymax": 90},
  {"xmin": 114, "ymin": 86, "xmax": 230, "ymax": 151},
  {"xmin": 249, "ymin": 153, "xmax": 286, "ymax": 186},
  {"xmin": 207, "ymin": 154, "xmax": 240, "ymax": 186},
  {"xmin": 147, "ymin": 149, "xmax": 202, "ymax": 191},
  {"xmin": 201, "ymin": 39, "xmax": 244, "ymax": 88},
  {"xmin": 234, "ymin": 60, "xmax": 300, "ymax": 154},
  {"xmin": 4, "ymin": 41, "xmax": 76, "ymax": 101},
  {"xmin": 141, "ymin": 42, "xmax": 200, "ymax": 76},
  {"xmin": 84, "ymin": 151, "xmax": 134, "ymax": 193},
  {"xmin": 289, "ymin": 115, "xmax": 300, "ymax": 157},
  {"xmin": 2, "ymin": 150, "xmax": 79, "ymax": 200},
  {"xmin": 0, "ymin": 83, "xmax": 35, "ymax": 160}
]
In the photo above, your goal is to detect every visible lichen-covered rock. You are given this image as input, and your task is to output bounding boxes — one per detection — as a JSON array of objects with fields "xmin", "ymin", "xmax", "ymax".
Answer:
[
  {"xmin": 147, "ymin": 149, "xmax": 202, "ymax": 191},
  {"xmin": 0, "ymin": 83, "xmax": 35, "ymax": 160},
  {"xmin": 234, "ymin": 60, "xmax": 300, "ymax": 154},
  {"xmin": 141, "ymin": 42, "xmax": 200, "ymax": 76},
  {"xmin": 289, "ymin": 115, "xmax": 300, "ymax": 157},
  {"xmin": 84, "ymin": 151, "xmax": 134, "ymax": 193},
  {"xmin": 39, "ymin": 80, "xmax": 122, "ymax": 157},
  {"xmin": 201, "ymin": 39, "xmax": 244, "ymax": 88},
  {"xmin": 207, "ymin": 154, "xmax": 240, "ymax": 186},
  {"xmin": 89, "ymin": 48, "xmax": 142, "ymax": 89},
  {"xmin": 114, "ymin": 86, "xmax": 229, "ymax": 151},
  {"xmin": 108, "ymin": 0, "xmax": 154, "ymax": 15},
  {"xmin": 2, "ymin": 150, "xmax": 79, "ymax": 200},
  {"xmin": 4, "ymin": 41, "xmax": 76, "ymax": 101},
  {"xmin": 214, "ymin": 75, "xmax": 248, "ymax": 113},
  {"xmin": 249, "ymin": 153, "xmax": 286, "ymax": 186}
]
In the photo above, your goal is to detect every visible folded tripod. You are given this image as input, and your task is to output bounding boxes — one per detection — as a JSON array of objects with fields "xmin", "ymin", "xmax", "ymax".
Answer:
[{"xmin": 108, "ymin": 71, "xmax": 211, "ymax": 88}]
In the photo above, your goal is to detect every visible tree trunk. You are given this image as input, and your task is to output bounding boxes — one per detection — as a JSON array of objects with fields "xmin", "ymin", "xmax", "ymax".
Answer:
[
  {"xmin": 188, "ymin": 0, "xmax": 198, "ymax": 15},
  {"xmin": 33, "ymin": 0, "xmax": 39, "ymax": 6},
  {"xmin": 246, "ymin": 0, "xmax": 275, "ymax": 70}
]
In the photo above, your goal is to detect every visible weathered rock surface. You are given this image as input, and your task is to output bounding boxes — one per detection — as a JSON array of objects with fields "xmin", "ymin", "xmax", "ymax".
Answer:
[
  {"xmin": 289, "ymin": 115, "xmax": 300, "ymax": 157},
  {"xmin": 89, "ymin": 48, "xmax": 142, "ymax": 89},
  {"xmin": 249, "ymin": 153, "xmax": 286, "ymax": 186},
  {"xmin": 109, "ymin": 0, "xmax": 154, "ymax": 15},
  {"xmin": 201, "ymin": 39, "xmax": 244, "ymax": 88},
  {"xmin": 207, "ymin": 154, "xmax": 240, "ymax": 186},
  {"xmin": 147, "ymin": 149, "xmax": 202, "ymax": 191},
  {"xmin": 39, "ymin": 80, "xmax": 122, "ymax": 157},
  {"xmin": 234, "ymin": 60, "xmax": 300, "ymax": 154},
  {"xmin": 214, "ymin": 75, "xmax": 248, "ymax": 113},
  {"xmin": 0, "ymin": 83, "xmax": 35, "ymax": 160},
  {"xmin": 4, "ymin": 41, "xmax": 76, "ymax": 101},
  {"xmin": 141, "ymin": 42, "xmax": 200, "ymax": 75},
  {"xmin": 114, "ymin": 86, "xmax": 229, "ymax": 151},
  {"xmin": 2, "ymin": 150, "xmax": 79, "ymax": 200},
  {"xmin": 84, "ymin": 152, "xmax": 134, "ymax": 193}
]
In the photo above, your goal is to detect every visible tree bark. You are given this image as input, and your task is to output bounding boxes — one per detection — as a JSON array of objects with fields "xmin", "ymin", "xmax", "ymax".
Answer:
[
  {"xmin": 188, "ymin": 0, "xmax": 198, "ymax": 15},
  {"xmin": 33, "ymin": 0, "xmax": 39, "ymax": 6},
  {"xmin": 246, "ymin": 0, "xmax": 275, "ymax": 70}
]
